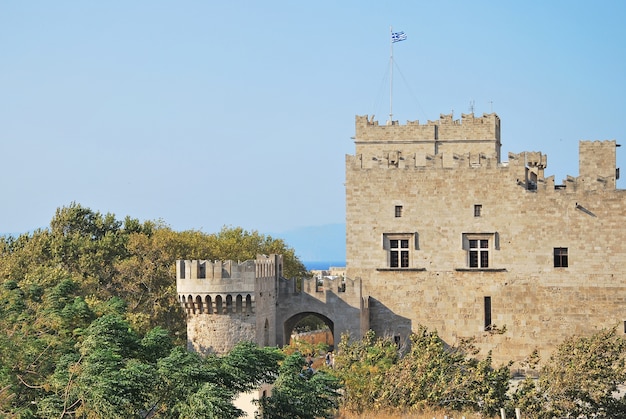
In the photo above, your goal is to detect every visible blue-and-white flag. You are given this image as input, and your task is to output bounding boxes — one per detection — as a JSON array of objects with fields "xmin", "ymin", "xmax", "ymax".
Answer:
[{"xmin": 391, "ymin": 31, "xmax": 407, "ymax": 43}]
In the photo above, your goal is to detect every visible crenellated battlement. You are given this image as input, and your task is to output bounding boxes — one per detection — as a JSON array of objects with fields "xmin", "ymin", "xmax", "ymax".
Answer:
[
  {"xmin": 354, "ymin": 113, "xmax": 501, "ymax": 162},
  {"xmin": 348, "ymin": 150, "xmax": 504, "ymax": 170},
  {"xmin": 347, "ymin": 137, "xmax": 619, "ymax": 193},
  {"xmin": 279, "ymin": 275, "xmax": 361, "ymax": 298},
  {"xmin": 505, "ymin": 141, "xmax": 619, "ymax": 192},
  {"xmin": 177, "ymin": 254, "xmax": 281, "ymax": 288}
]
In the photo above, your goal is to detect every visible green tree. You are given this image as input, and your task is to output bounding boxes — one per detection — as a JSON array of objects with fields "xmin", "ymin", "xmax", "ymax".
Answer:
[
  {"xmin": 332, "ymin": 330, "xmax": 399, "ymax": 412},
  {"xmin": 380, "ymin": 328, "xmax": 510, "ymax": 415},
  {"xmin": 257, "ymin": 353, "xmax": 341, "ymax": 419},
  {"xmin": 511, "ymin": 327, "xmax": 626, "ymax": 418},
  {"xmin": 333, "ymin": 327, "xmax": 510, "ymax": 416},
  {"xmin": 0, "ymin": 203, "xmax": 308, "ymax": 416}
]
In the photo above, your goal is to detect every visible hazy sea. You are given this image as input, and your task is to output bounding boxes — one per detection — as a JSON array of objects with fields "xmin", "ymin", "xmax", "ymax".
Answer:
[{"xmin": 304, "ymin": 261, "xmax": 346, "ymax": 270}]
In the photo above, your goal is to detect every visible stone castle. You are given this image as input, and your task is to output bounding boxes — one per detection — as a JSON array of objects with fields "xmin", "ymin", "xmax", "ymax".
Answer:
[{"xmin": 177, "ymin": 112, "xmax": 625, "ymax": 366}]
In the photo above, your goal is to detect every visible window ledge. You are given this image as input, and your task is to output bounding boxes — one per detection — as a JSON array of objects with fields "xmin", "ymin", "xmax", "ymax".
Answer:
[
  {"xmin": 455, "ymin": 268, "xmax": 507, "ymax": 272},
  {"xmin": 376, "ymin": 268, "xmax": 427, "ymax": 272}
]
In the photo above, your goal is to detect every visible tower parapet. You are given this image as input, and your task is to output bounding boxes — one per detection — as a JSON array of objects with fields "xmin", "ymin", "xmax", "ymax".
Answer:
[{"xmin": 354, "ymin": 113, "xmax": 501, "ymax": 162}]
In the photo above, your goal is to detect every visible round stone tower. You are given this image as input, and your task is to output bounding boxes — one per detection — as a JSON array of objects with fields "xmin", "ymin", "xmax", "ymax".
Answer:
[{"xmin": 176, "ymin": 254, "xmax": 282, "ymax": 354}]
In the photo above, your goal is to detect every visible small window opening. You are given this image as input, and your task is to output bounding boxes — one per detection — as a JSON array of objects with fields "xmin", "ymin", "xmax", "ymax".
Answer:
[
  {"xmin": 474, "ymin": 204, "xmax": 482, "ymax": 217},
  {"xmin": 554, "ymin": 247, "xmax": 568, "ymax": 267},
  {"xmin": 484, "ymin": 296, "xmax": 492, "ymax": 331},
  {"xmin": 395, "ymin": 205, "xmax": 403, "ymax": 217}
]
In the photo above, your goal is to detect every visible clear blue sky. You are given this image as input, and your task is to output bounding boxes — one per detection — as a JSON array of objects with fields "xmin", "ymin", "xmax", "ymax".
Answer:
[{"xmin": 1, "ymin": 1, "xmax": 625, "ymax": 245}]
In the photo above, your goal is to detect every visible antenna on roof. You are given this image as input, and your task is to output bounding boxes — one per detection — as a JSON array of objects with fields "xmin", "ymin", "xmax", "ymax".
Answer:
[{"xmin": 469, "ymin": 100, "xmax": 475, "ymax": 114}]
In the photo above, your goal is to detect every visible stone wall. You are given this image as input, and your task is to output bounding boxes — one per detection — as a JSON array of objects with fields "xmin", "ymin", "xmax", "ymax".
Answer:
[{"xmin": 346, "ymin": 113, "xmax": 625, "ymax": 366}]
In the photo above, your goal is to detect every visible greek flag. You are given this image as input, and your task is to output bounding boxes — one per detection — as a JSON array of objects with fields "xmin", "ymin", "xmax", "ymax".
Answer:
[{"xmin": 391, "ymin": 31, "xmax": 407, "ymax": 43}]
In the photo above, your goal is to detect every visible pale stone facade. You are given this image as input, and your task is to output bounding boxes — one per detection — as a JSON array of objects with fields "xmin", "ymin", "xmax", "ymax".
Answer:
[
  {"xmin": 346, "ymin": 112, "xmax": 625, "ymax": 366},
  {"xmin": 177, "ymin": 111, "xmax": 625, "ymax": 369}
]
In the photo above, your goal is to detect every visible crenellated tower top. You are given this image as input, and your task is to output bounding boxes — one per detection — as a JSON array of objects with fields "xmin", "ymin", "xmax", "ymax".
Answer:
[{"xmin": 354, "ymin": 112, "xmax": 501, "ymax": 162}]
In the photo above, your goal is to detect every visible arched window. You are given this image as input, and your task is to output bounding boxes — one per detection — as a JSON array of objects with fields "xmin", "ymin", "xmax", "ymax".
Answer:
[
  {"xmin": 195, "ymin": 295, "xmax": 203, "ymax": 314},
  {"xmin": 236, "ymin": 295, "xmax": 243, "ymax": 313},
  {"xmin": 187, "ymin": 295, "xmax": 195, "ymax": 314},
  {"xmin": 245, "ymin": 294, "xmax": 252, "ymax": 314},
  {"xmin": 205, "ymin": 295, "xmax": 213, "ymax": 314},
  {"xmin": 226, "ymin": 295, "xmax": 233, "ymax": 314},
  {"xmin": 215, "ymin": 295, "xmax": 223, "ymax": 314}
]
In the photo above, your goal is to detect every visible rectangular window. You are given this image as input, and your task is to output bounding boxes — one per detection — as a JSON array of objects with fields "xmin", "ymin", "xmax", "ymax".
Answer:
[
  {"xmin": 554, "ymin": 247, "xmax": 568, "ymax": 267},
  {"xmin": 384, "ymin": 233, "xmax": 414, "ymax": 268},
  {"xmin": 484, "ymin": 296, "xmax": 492, "ymax": 330},
  {"xmin": 469, "ymin": 239, "xmax": 489, "ymax": 268},
  {"xmin": 474, "ymin": 204, "xmax": 482, "ymax": 217},
  {"xmin": 390, "ymin": 239, "xmax": 409, "ymax": 268},
  {"xmin": 395, "ymin": 205, "xmax": 403, "ymax": 217},
  {"xmin": 462, "ymin": 233, "xmax": 497, "ymax": 269}
]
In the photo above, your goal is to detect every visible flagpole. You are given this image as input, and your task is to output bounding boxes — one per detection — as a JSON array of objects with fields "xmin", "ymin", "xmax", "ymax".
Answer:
[
  {"xmin": 389, "ymin": 26, "xmax": 394, "ymax": 124},
  {"xmin": 388, "ymin": 28, "xmax": 406, "ymax": 124}
]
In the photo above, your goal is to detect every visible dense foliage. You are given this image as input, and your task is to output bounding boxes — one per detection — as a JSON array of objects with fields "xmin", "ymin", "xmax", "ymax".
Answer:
[
  {"xmin": 0, "ymin": 203, "xmax": 308, "ymax": 417},
  {"xmin": 332, "ymin": 328, "xmax": 510, "ymax": 416},
  {"xmin": 257, "ymin": 353, "xmax": 341, "ymax": 419},
  {"xmin": 332, "ymin": 327, "xmax": 626, "ymax": 418},
  {"xmin": 510, "ymin": 327, "xmax": 626, "ymax": 418}
]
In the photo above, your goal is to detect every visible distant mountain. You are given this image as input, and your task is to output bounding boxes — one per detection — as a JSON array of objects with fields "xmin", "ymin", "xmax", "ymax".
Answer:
[{"xmin": 274, "ymin": 223, "xmax": 345, "ymax": 264}]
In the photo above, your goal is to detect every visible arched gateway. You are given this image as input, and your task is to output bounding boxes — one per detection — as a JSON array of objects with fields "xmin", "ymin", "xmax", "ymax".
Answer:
[{"xmin": 176, "ymin": 255, "xmax": 367, "ymax": 355}]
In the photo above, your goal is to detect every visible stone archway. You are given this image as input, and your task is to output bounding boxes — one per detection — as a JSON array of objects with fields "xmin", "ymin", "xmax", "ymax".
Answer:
[{"xmin": 283, "ymin": 311, "xmax": 335, "ymax": 349}]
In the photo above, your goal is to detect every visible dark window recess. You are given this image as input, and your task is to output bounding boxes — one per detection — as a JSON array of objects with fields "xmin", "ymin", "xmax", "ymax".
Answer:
[
  {"xmin": 395, "ymin": 205, "xmax": 403, "ymax": 217},
  {"xmin": 484, "ymin": 296, "xmax": 492, "ymax": 330},
  {"xmin": 474, "ymin": 204, "xmax": 482, "ymax": 217},
  {"xmin": 390, "ymin": 239, "xmax": 409, "ymax": 268},
  {"xmin": 554, "ymin": 247, "xmax": 568, "ymax": 267}
]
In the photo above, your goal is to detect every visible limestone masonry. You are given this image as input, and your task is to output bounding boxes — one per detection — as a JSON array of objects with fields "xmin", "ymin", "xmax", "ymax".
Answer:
[{"xmin": 178, "ymin": 112, "xmax": 625, "ymax": 367}]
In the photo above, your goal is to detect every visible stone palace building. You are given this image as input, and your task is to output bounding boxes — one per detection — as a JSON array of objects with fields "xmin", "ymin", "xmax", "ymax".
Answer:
[{"xmin": 178, "ymin": 112, "xmax": 625, "ymax": 366}]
